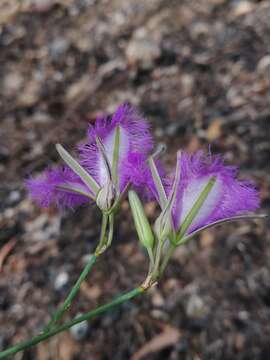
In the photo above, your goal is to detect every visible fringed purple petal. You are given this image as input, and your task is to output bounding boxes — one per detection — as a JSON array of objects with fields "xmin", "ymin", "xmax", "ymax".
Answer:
[
  {"xmin": 79, "ymin": 103, "xmax": 154, "ymax": 191},
  {"xmin": 172, "ymin": 150, "xmax": 260, "ymax": 234},
  {"xmin": 121, "ymin": 152, "xmax": 170, "ymax": 200},
  {"xmin": 26, "ymin": 166, "xmax": 92, "ymax": 209},
  {"xmin": 111, "ymin": 103, "xmax": 153, "ymax": 154}
]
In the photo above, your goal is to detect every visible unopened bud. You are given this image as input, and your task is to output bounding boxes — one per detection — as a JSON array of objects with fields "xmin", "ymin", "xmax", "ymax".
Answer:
[
  {"xmin": 96, "ymin": 181, "xmax": 115, "ymax": 211},
  {"xmin": 128, "ymin": 190, "xmax": 154, "ymax": 250}
]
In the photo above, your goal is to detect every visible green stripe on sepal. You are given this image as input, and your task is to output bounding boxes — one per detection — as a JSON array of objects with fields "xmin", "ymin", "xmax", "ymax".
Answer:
[
  {"xmin": 128, "ymin": 190, "xmax": 154, "ymax": 251},
  {"xmin": 148, "ymin": 156, "xmax": 167, "ymax": 209},
  {"xmin": 155, "ymin": 151, "xmax": 182, "ymax": 241},
  {"xmin": 56, "ymin": 144, "xmax": 100, "ymax": 197},
  {"xmin": 57, "ymin": 184, "xmax": 95, "ymax": 200},
  {"xmin": 175, "ymin": 176, "xmax": 216, "ymax": 244}
]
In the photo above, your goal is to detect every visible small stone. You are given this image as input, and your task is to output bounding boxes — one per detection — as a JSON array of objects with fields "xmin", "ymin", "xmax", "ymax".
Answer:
[
  {"xmin": 200, "ymin": 231, "xmax": 215, "ymax": 249},
  {"xmin": 54, "ymin": 272, "xmax": 69, "ymax": 291},
  {"xmin": 29, "ymin": 0, "xmax": 57, "ymax": 13},
  {"xmin": 50, "ymin": 38, "xmax": 70, "ymax": 61},
  {"xmin": 8, "ymin": 190, "xmax": 21, "ymax": 205},
  {"xmin": 18, "ymin": 79, "xmax": 40, "ymax": 107},
  {"xmin": 206, "ymin": 119, "xmax": 224, "ymax": 141},
  {"xmin": 151, "ymin": 309, "xmax": 168, "ymax": 320},
  {"xmin": 232, "ymin": 1, "xmax": 254, "ymax": 16},
  {"xmin": 238, "ymin": 310, "xmax": 249, "ymax": 321},
  {"xmin": 226, "ymin": 87, "xmax": 245, "ymax": 107},
  {"xmin": 154, "ymin": 127, "xmax": 165, "ymax": 138},
  {"xmin": 126, "ymin": 37, "xmax": 161, "ymax": 69},
  {"xmin": 166, "ymin": 123, "xmax": 180, "ymax": 137},
  {"xmin": 257, "ymin": 55, "xmax": 270, "ymax": 73},
  {"xmin": 10, "ymin": 304, "xmax": 24, "ymax": 321},
  {"xmin": 0, "ymin": 1, "xmax": 20, "ymax": 26},
  {"xmin": 151, "ymin": 289, "xmax": 165, "ymax": 307},
  {"xmin": 191, "ymin": 21, "xmax": 209, "ymax": 39},
  {"xmin": 25, "ymin": 214, "xmax": 61, "ymax": 242},
  {"xmin": 3, "ymin": 72, "xmax": 24, "ymax": 97},
  {"xmin": 181, "ymin": 74, "xmax": 194, "ymax": 95},
  {"xmin": 186, "ymin": 294, "xmax": 205, "ymax": 318},
  {"xmin": 70, "ymin": 315, "xmax": 88, "ymax": 341},
  {"xmin": 32, "ymin": 112, "xmax": 52, "ymax": 124},
  {"xmin": 235, "ymin": 333, "xmax": 245, "ymax": 351}
]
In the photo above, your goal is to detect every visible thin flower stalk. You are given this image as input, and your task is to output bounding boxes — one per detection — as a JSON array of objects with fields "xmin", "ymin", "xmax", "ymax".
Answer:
[{"xmin": 43, "ymin": 254, "xmax": 97, "ymax": 332}]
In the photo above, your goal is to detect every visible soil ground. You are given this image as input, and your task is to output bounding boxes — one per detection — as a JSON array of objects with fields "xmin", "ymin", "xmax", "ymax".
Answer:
[{"xmin": 0, "ymin": 0, "xmax": 270, "ymax": 359}]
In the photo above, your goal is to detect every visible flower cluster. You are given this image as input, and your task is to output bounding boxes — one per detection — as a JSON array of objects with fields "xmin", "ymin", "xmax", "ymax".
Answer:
[
  {"xmin": 26, "ymin": 103, "xmax": 154, "ymax": 210},
  {"xmin": 27, "ymin": 103, "xmax": 262, "ymax": 281}
]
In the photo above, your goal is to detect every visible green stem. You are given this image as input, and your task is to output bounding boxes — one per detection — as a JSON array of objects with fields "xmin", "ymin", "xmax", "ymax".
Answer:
[
  {"xmin": 44, "ymin": 254, "xmax": 97, "ymax": 332},
  {"xmin": 95, "ymin": 213, "xmax": 109, "ymax": 255},
  {"xmin": 146, "ymin": 247, "xmax": 155, "ymax": 270},
  {"xmin": 107, "ymin": 214, "xmax": 114, "ymax": 247},
  {"xmin": 44, "ymin": 213, "xmax": 109, "ymax": 332},
  {"xmin": 160, "ymin": 243, "xmax": 175, "ymax": 276},
  {"xmin": 152, "ymin": 239, "xmax": 164, "ymax": 281},
  {"xmin": 0, "ymin": 287, "xmax": 144, "ymax": 359}
]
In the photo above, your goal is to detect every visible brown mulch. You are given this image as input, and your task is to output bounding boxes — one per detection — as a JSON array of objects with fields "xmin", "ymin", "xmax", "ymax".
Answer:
[{"xmin": 0, "ymin": 0, "xmax": 270, "ymax": 359}]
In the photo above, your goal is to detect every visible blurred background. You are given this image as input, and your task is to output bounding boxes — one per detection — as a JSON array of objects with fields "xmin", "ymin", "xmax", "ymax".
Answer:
[{"xmin": 0, "ymin": 0, "xmax": 270, "ymax": 359}]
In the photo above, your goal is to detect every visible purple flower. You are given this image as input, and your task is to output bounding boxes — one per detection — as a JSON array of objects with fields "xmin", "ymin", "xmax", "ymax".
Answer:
[
  {"xmin": 151, "ymin": 150, "xmax": 260, "ymax": 244},
  {"xmin": 26, "ymin": 103, "xmax": 154, "ymax": 210},
  {"xmin": 79, "ymin": 103, "xmax": 153, "ymax": 193}
]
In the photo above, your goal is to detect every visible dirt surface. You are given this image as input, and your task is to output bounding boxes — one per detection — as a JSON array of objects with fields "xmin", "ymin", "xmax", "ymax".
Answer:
[{"xmin": 1, "ymin": 0, "xmax": 270, "ymax": 359}]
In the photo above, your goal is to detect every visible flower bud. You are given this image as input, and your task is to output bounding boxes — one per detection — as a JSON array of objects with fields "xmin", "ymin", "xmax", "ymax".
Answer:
[
  {"xmin": 128, "ymin": 190, "xmax": 154, "ymax": 250},
  {"xmin": 96, "ymin": 181, "xmax": 115, "ymax": 211}
]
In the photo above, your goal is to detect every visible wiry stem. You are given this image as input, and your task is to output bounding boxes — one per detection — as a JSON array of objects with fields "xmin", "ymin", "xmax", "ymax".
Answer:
[
  {"xmin": 0, "ymin": 287, "xmax": 145, "ymax": 359},
  {"xmin": 95, "ymin": 213, "xmax": 109, "ymax": 255},
  {"xmin": 160, "ymin": 243, "xmax": 175, "ymax": 276},
  {"xmin": 43, "ymin": 254, "xmax": 97, "ymax": 332},
  {"xmin": 151, "ymin": 238, "xmax": 164, "ymax": 282},
  {"xmin": 45, "ymin": 212, "xmax": 113, "ymax": 332}
]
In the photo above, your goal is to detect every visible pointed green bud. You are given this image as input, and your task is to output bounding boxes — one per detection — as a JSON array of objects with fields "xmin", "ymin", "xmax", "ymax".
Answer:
[
  {"xmin": 128, "ymin": 190, "xmax": 154, "ymax": 250},
  {"xmin": 148, "ymin": 156, "xmax": 167, "ymax": 209},
  {"xmin": 96, "ymin": 181, "xmax": 115, "ymax": 212}
]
